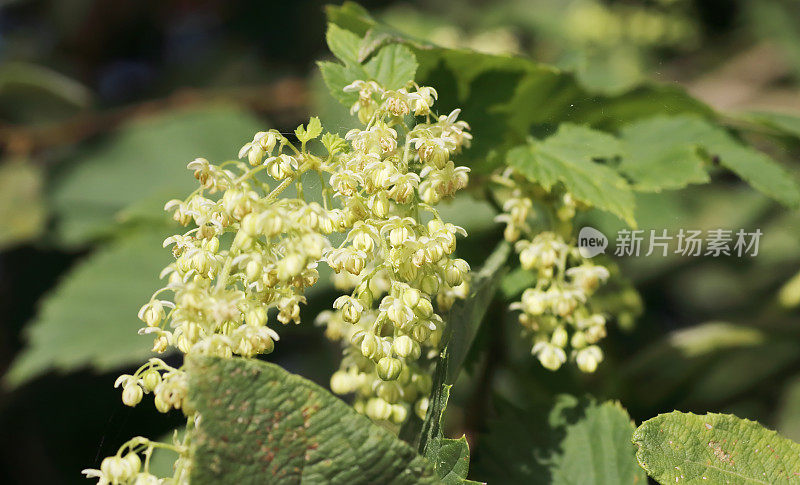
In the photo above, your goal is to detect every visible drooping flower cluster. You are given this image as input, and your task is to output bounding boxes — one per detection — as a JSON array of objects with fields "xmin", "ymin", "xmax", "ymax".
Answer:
[
  {"xmin": 494, "ymin": 169, "xmax": 610, "ymax": 373},
  {"xmin": 85, "ymin": 76, "xmax": 472, "ymax": 482},
  {"xmin": 316, "ymin": 79, "xmax": 472, "ymax": 424}
]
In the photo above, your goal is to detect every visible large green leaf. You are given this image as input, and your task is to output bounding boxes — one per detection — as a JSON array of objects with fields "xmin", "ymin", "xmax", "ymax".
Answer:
[
  {"xmin": 324, "ymin": 3, "xmax": 714, "ymax": 173},
  {"xmin": 50, "ymin": 105, "xmax": 264, "ymax": 246},
  {"xmin": 319, "ymin": 23, "xmax": 418, "ymax": 107},
  {"xmin": 618, "ymin": 116, "xmax": 713, "ymax": 191},
  {"xmin": 186, "ymin": 355, "xmax": 437, "ymax": 485},
  {"xmin": 475, "ymin": 395, "xmax": 646, "ymax": 484},
  {"xmin": 618, "ymin": 114, "xmax": 800, "ymax": 206},
  {"xmin": 4, "ymin": 227, "xmax": 173, "ymax": 387},
  {"xmin": 633, "ymin": 411, "xmax": 800, "ymax": 484},
  {"xmin": 507, "ymin": 124, "xmax": 636, "ymax": 226}
]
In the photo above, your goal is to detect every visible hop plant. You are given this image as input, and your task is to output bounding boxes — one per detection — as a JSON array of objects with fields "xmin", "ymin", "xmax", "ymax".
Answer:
[
  {"xmin": 86, "ymin": 74, "xmax": 472, "ymax": 483},
  {"xmin": 494, "ymin": 168, "xmax": 612, "ymax": 373},
  {"xmin": 316, "ymin": 79, "xmax": 472, "ymax": 424}
]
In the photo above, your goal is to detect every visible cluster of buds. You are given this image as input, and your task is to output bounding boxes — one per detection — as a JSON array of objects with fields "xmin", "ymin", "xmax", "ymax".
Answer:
[
  {"xmin": 115, "ymin": 358, "xmax": 190, "ymax": 414},
  {"xmin": 494, "ymin": 169, "xmax": 611, "ymax": 373},
  {"xmin": 90, "ymin": 75, "xmax": 472, "ymax": 484},
  {"xmin": 82, "ymin": 436, "xmax": 189, "ymax": 485},
  {"xmin": 99, "ymin": 117, "xmax": 346, "ymax": 483},
  {"xmin": 316, "ymin": 79, "xmax": 472, "ymax": 424}
]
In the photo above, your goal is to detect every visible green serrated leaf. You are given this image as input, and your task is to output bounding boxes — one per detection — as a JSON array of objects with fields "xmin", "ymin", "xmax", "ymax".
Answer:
[
  {"xmin": 475, "ymin": 395, "xmax": 645, "ymax": 484},
  {"xmin": 318, "ymin": 61, "xmax": 358, "ymax": 107},
  {"xmin": 321, "ymin": 21, "xmax": 417, "ymax": 106},
  {"xmin": 430, "ymin": 436, "xmax": 474, "ymax": 484},
  {"xmin": 552, "ymin": 399, "xmax": 646, "ymax": 484},
  {"xmin": 324, "ymin": 5, "xmax": 716, "ymax": 176},
  {"xmin": 4, "ymin": 228, "xmax": 174, "ymax": 387},
  {"xmin": 633, "ymin": 411, "xmax": 800, "ymax": 484},
  {"xmin": 295, "ymin": 117, "xmax": 323, "ymax": 143},
  {"xmin": 186, "ymin": 355, "xmax": 437, "ymax": 485},
  {"xmin": 713, "ymin": 142, "xmax": 800, "ymax": 209},
  {"xmin": 508, "ymin": 124, "xmax": 636, "ymax": 227},
  {"xmin": 364, "ymin": 44, "xmax": 418, "ymax": 90},
  {"xmin": 742, "ymin": 111, "xmax": 800, "ymax": 141},
  {"xmin": 618, "ymin": 114, "xmax": 800, "ymax": 207},
  {"xmin": 50, "ymin": 105, "xmax": 264, "ymax": 246},
  {"xmin": 618, "ymin": 116, "xmax": 713, "ymax": 191},
  {"xmin": 326, "ymin": 23, "xmax": 362, "ymax": 66}
]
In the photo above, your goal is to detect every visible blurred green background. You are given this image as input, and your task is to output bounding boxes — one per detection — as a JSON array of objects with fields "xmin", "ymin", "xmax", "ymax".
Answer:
[{"xmin": 1, "ymin": 0, "xmax": 800, "ymax": 483}]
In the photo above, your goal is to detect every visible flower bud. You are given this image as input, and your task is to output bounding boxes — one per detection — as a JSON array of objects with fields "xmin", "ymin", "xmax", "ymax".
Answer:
[
  {"xmin": 414, "ymin": 397, "xmax": 429, "ymax": 420},
  {"xmin": 392, "ymin": 335, "xmax": 419, "ymax": 359},
  {"xmin": 141, "ymin": 370, "xmax": 162, "ymax": 392},
  {"xmin": 377, "ymin": 357, "xmax": 403, "ymax": 381},
  {"xmin": 360, "ymin": 336, "xmax": 379, "ymax": 360},
  {"xmin": 390, "ymin": 404, "xmax": 408, "ymax": 424},
  {"xmin": 376, "ymin": 381, "xmax": 402, "ymax": 403},
  {"xmin": 154, "ymin": 393, "xmax": 171, "ymax": 413},
  {"xmin": 122, "ymin": 384, "xmax": 143, "ymax": 407},
  {"xmin": 401, "ymin": 287, "xmax": 421, "ymax": 308},
  {"xmin": 365, "ymin": 397, "xmax": 393, "ymax": 421},
  {"xmin": 138, "ymin": 300, "xmax": 165, "ymax": 327},
  {"xmin": 575, "ymin": 346, "xmax": 603, "ymax": 373},
  {"xmin": 330, "ymin": 371, "xmax": 353, "ymax": 394},
  {"xmin": 571, "ymin": 331, "xmax": 588, "ymax": 349},
  {"xmin": 412, "ymin": 323, "xmax": 431, "ymax": 342},
  {"xmin": 245, "ymin": 307, "xmax": 268, "ymax": 327},
  {"xmin": 369, "ymin": 193, "xmax": 391, "ymax": 218},
  {"xmin": 535, "ymin": 342, "xmax": 566, "ymax": 371},
  {"xmin": 551, "ymin": 326, "xmax": 569, "ymax": 348},
  {"xmin": 413, "ymin": 298, "xmax": 434, "ymax": 319},
  {"xmin": 124, "ymin": 453, "xmax": 141, "ymax": 476},
  {"xmin": 420, "ymin": 274, "xmax": 440, "ymax": 294}
]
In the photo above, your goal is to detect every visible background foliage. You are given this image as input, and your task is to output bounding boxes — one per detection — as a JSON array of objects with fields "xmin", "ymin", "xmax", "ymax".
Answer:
[{"xmin": 2, "ymin": 0, "xmax": 800, "ymax": 483}]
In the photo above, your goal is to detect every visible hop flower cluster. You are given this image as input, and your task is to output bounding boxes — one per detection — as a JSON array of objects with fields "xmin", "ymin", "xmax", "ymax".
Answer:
[
  {"xmin": 494, "ymin": 170, "xmax": 610, "ymax": 373},
  {"xmin": 82, "ymin": 435, "xmax": 189, "ymax": 485},
  {"xmin": 316, "ymin": 79, "xmax": 472, "ymax": 424},
  {"xmin": 87, "ymin": 75, "xmax": 472, "ymax": 483}
]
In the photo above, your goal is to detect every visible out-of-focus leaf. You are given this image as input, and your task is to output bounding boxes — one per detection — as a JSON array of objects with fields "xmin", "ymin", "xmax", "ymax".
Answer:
[
  {"xmin": 714, "ymin": 141, "xmax": 800, "ymax": 209},
  {"xmin": 186, "ymin": 355, "xmax": 437, "ymax": 485},
  {"xmin": 745, "ymin": 0, "xmax": 800, "ymax": 77},
  {"xmin": 664, "ymin": 322, "xmax": 765, "ymax": 358},
  {"xmin": 633, "ymin": 411, "xmax": 800, "ymax": 484},
  {"xmin": 4, "ymin": 228, "xmax": 173, "ymax": 387},
  {"xmin": 622, "ymin": 322, "xmax": 798, "ymax": 410},
  {"xmin": 617, "ymin": 114, "xmax": 800, "ymax": 207},
  {"xmin": 0, "ymin": 61, "xmax": 91, "ymax": 107},
  {"xmin": 779, "ymin": 270, "xmax": 800, "ymax": 308},
  {"xmin": 475, "ymin": 395, "xmax": 645, "ymax": 484},
  {"xmin": 50, "ymin": 105, "xmax": 264, "ymax": 246},
  {"xmin": 507, "ymin": 124, "xmax": 636, "ymax": 226},
  {"xmin": 744, "ymin": 111, "xmax": 800, "ymax": 141},
  {"xmin": 776, "ymin": 376, "xmax": 800, "ymax": 442},
  {"xmin": 0, "ymin": 160, "xmax": 46, "ymax": 249}
]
